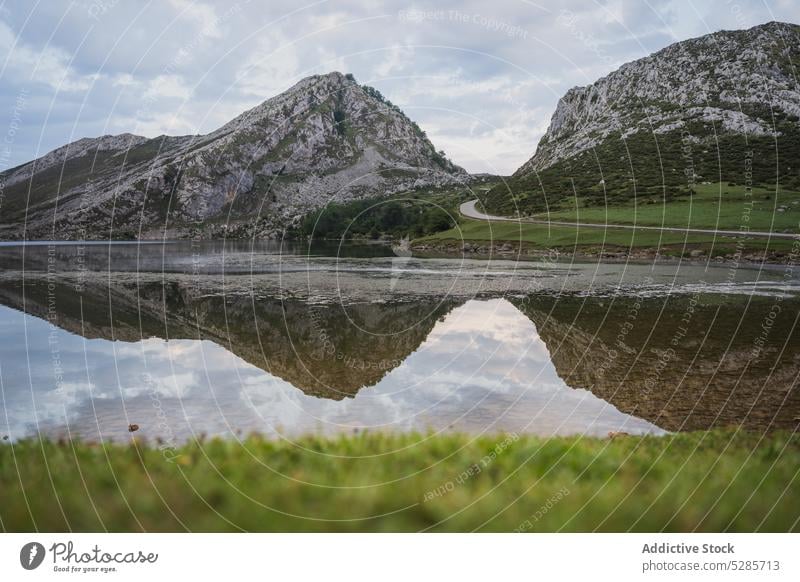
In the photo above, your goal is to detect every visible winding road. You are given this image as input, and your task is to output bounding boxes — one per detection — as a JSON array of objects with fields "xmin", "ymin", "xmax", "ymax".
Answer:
[{"xmin": 459, "ymin": 200, "xmax": 798, "ymax": 240}]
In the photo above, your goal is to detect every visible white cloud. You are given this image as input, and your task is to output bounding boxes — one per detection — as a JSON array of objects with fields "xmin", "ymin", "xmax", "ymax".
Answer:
[
  {"xmin": 168, "ymin": 0, "xmax": 222, "ymax": 39},
  {"xmin": 143, "ymin": 74, "xmax": 194, "ymax": 100},
  {"xmin": 234, "ymin": 33, "xmax": 302, "ymax": 98},
  {"xmin": 0, "ymin": 20, "xmax": 93, "ymax": 92},
  {"xmin": 1, "ymin": 0, "xmax": 799, "ymax": 173},
  {"xmin": 374, "ymin": 44, "xmax": 414, "ymax": 76}
]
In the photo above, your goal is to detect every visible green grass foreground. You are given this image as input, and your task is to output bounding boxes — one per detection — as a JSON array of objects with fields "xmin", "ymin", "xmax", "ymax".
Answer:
[{"xmin": 1, "ymin": 430, "xmax": 798, "ymax": 532}]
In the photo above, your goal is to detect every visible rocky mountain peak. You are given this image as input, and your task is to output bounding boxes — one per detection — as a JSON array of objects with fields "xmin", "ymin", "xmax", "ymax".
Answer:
[
  {"xmin": 481, "ymin": 21, "xmax": 800, "ymax": 216},
  {"xmin": 518, "ymin": 21, "xmax": 800, "ymax": 176},
  {"xmin": 0, "ymin": 72, "xmax": 466, "ymax": 240}
]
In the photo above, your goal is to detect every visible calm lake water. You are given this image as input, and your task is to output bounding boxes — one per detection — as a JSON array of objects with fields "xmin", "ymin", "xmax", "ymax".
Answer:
[{"xmin": 1, "ymin": 241, "xmax": 798, "ymax": 442}]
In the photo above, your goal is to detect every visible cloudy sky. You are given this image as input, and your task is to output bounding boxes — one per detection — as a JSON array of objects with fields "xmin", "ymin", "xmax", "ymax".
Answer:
[{"xmin": 0, "ymin": 0, "xmax": 798, "ymax": 174}]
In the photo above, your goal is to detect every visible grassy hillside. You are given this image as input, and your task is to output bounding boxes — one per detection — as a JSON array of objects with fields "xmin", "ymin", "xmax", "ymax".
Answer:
[
  {"xmin": 417, "ymin": 217, "xmax": 797, "ymax": 258},
  {"xmin": 416, "ymin": 181, "xmax": 799, "ymax": 258},
  {"xmin": 530, "ymin": 182, "xmax": 800, "ymax": 233},
  {"xmin": 0, "ymin": 138, "xmax": 175, "ymax": 219},
  {"xmin": 1, "ymin": 430, "xmax": 798, "ymax": 532},
  {"xmin": 483, "ymin": 123, "xmax": 800, "ymax": 217}
]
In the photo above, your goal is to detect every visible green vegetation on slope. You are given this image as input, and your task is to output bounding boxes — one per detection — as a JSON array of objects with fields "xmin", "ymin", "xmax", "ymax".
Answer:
[
  {"xmin": 416, "ymin": 182, "xmax": 800, "ymax": 258},
  {"xmin": 532, "ymin": 182, "xmax": 800, "ymax": 233},
  {"xmin": 484, "ymin": 120, "xmax": 800, "ymax": 217},
  {"xmin": 419, "ymin": 216, "xmax": 797, "ymax": 257},
  {"xmin": 297, "ymin": 188, "xmax": 471, "ymax": 240},
  {"xmin": 1, "ymin": 430, "xmax": 798, "ymax": 532},
  {"xmin": 0, "ymin": 138, "xmax": 176, "ymax": 219}
]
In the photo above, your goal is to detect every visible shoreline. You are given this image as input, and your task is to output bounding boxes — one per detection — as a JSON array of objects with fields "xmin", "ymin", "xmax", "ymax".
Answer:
[{"xmin": 411, "ymin": 239, "xmax": 797, "ymax": 266}]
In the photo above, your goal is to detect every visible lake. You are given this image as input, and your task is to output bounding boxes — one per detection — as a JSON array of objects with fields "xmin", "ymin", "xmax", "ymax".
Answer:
[{"xmin": 1, "ymin": 241, "xmax": 798, "ymax": 443}]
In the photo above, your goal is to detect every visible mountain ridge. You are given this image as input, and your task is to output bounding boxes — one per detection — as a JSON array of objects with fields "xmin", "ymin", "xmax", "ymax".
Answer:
[{"xmin": 0, "ymin": 72, "xmax": 467, "ymax": 240}]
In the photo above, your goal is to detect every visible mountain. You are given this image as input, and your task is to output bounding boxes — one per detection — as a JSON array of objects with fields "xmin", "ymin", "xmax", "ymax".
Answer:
[
  {"xmin": 0, "ymin": 72, "xmax": 467, "ymax": 240},
  {"xmin": 484, "ymin": 21, "xmax": 800, "ymax": 215}
]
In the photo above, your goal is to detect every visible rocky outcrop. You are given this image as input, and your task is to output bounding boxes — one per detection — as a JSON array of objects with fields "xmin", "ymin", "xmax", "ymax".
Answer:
[
  {"xmin": 0, "ymin": 72, "xmax": 467, "ymax": 240},
  {"xmin": 520, "ymin": 22, "xmax": 800, "ymax": 175},
  {"xmin": 485, "ymin": 21, "xmax": 800, "ymax": 214}
]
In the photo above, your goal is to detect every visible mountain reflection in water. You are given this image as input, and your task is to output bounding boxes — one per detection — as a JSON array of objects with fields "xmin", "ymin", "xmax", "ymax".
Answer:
[
  {"xmin": 0, "ymin": 261, "xmax": 798, "ymax": 441},
  {"xmin": 0, "ymin": 278, "xmax": 662, "ymax": 441}
]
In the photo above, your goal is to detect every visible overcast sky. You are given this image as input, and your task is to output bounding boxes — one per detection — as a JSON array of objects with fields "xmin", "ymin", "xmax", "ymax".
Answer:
[{"xmin": 0, "ymin": 0, "xmax": 798, "ymax": 175}]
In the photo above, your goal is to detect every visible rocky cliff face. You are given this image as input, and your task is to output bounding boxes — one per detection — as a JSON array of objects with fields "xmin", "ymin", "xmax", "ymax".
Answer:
[
  {"xmin": 0, "ymin": 72, "xmax": 467, "ymax": 240},
  {"xmin": 486, "ymin": 21, "xmax": 800, "ymax": 214},
  {"xmin": 522, "ymin": 21, "xmax": 800, "ymax": 174}
]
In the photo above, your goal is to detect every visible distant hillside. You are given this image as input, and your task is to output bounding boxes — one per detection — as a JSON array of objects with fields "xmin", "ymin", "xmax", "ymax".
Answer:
[
  {"xmin": 0, "ymin": 72, "xmax": 467, "ymax": 240},
  {"xmin": 484, "ymin": 21, "xmax": 800, "ymax": 215}
]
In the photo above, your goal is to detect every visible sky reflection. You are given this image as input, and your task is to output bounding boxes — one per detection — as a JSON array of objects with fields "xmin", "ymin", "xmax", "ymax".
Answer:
[{"xmin": 0, "ymin": 298, "xmax": 662, "ymax": 442}]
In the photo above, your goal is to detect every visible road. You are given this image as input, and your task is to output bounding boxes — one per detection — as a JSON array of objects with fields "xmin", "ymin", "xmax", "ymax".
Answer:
[{"xmin": 459, "ymin": 200, "xmax": 799, "ymax": 240}]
